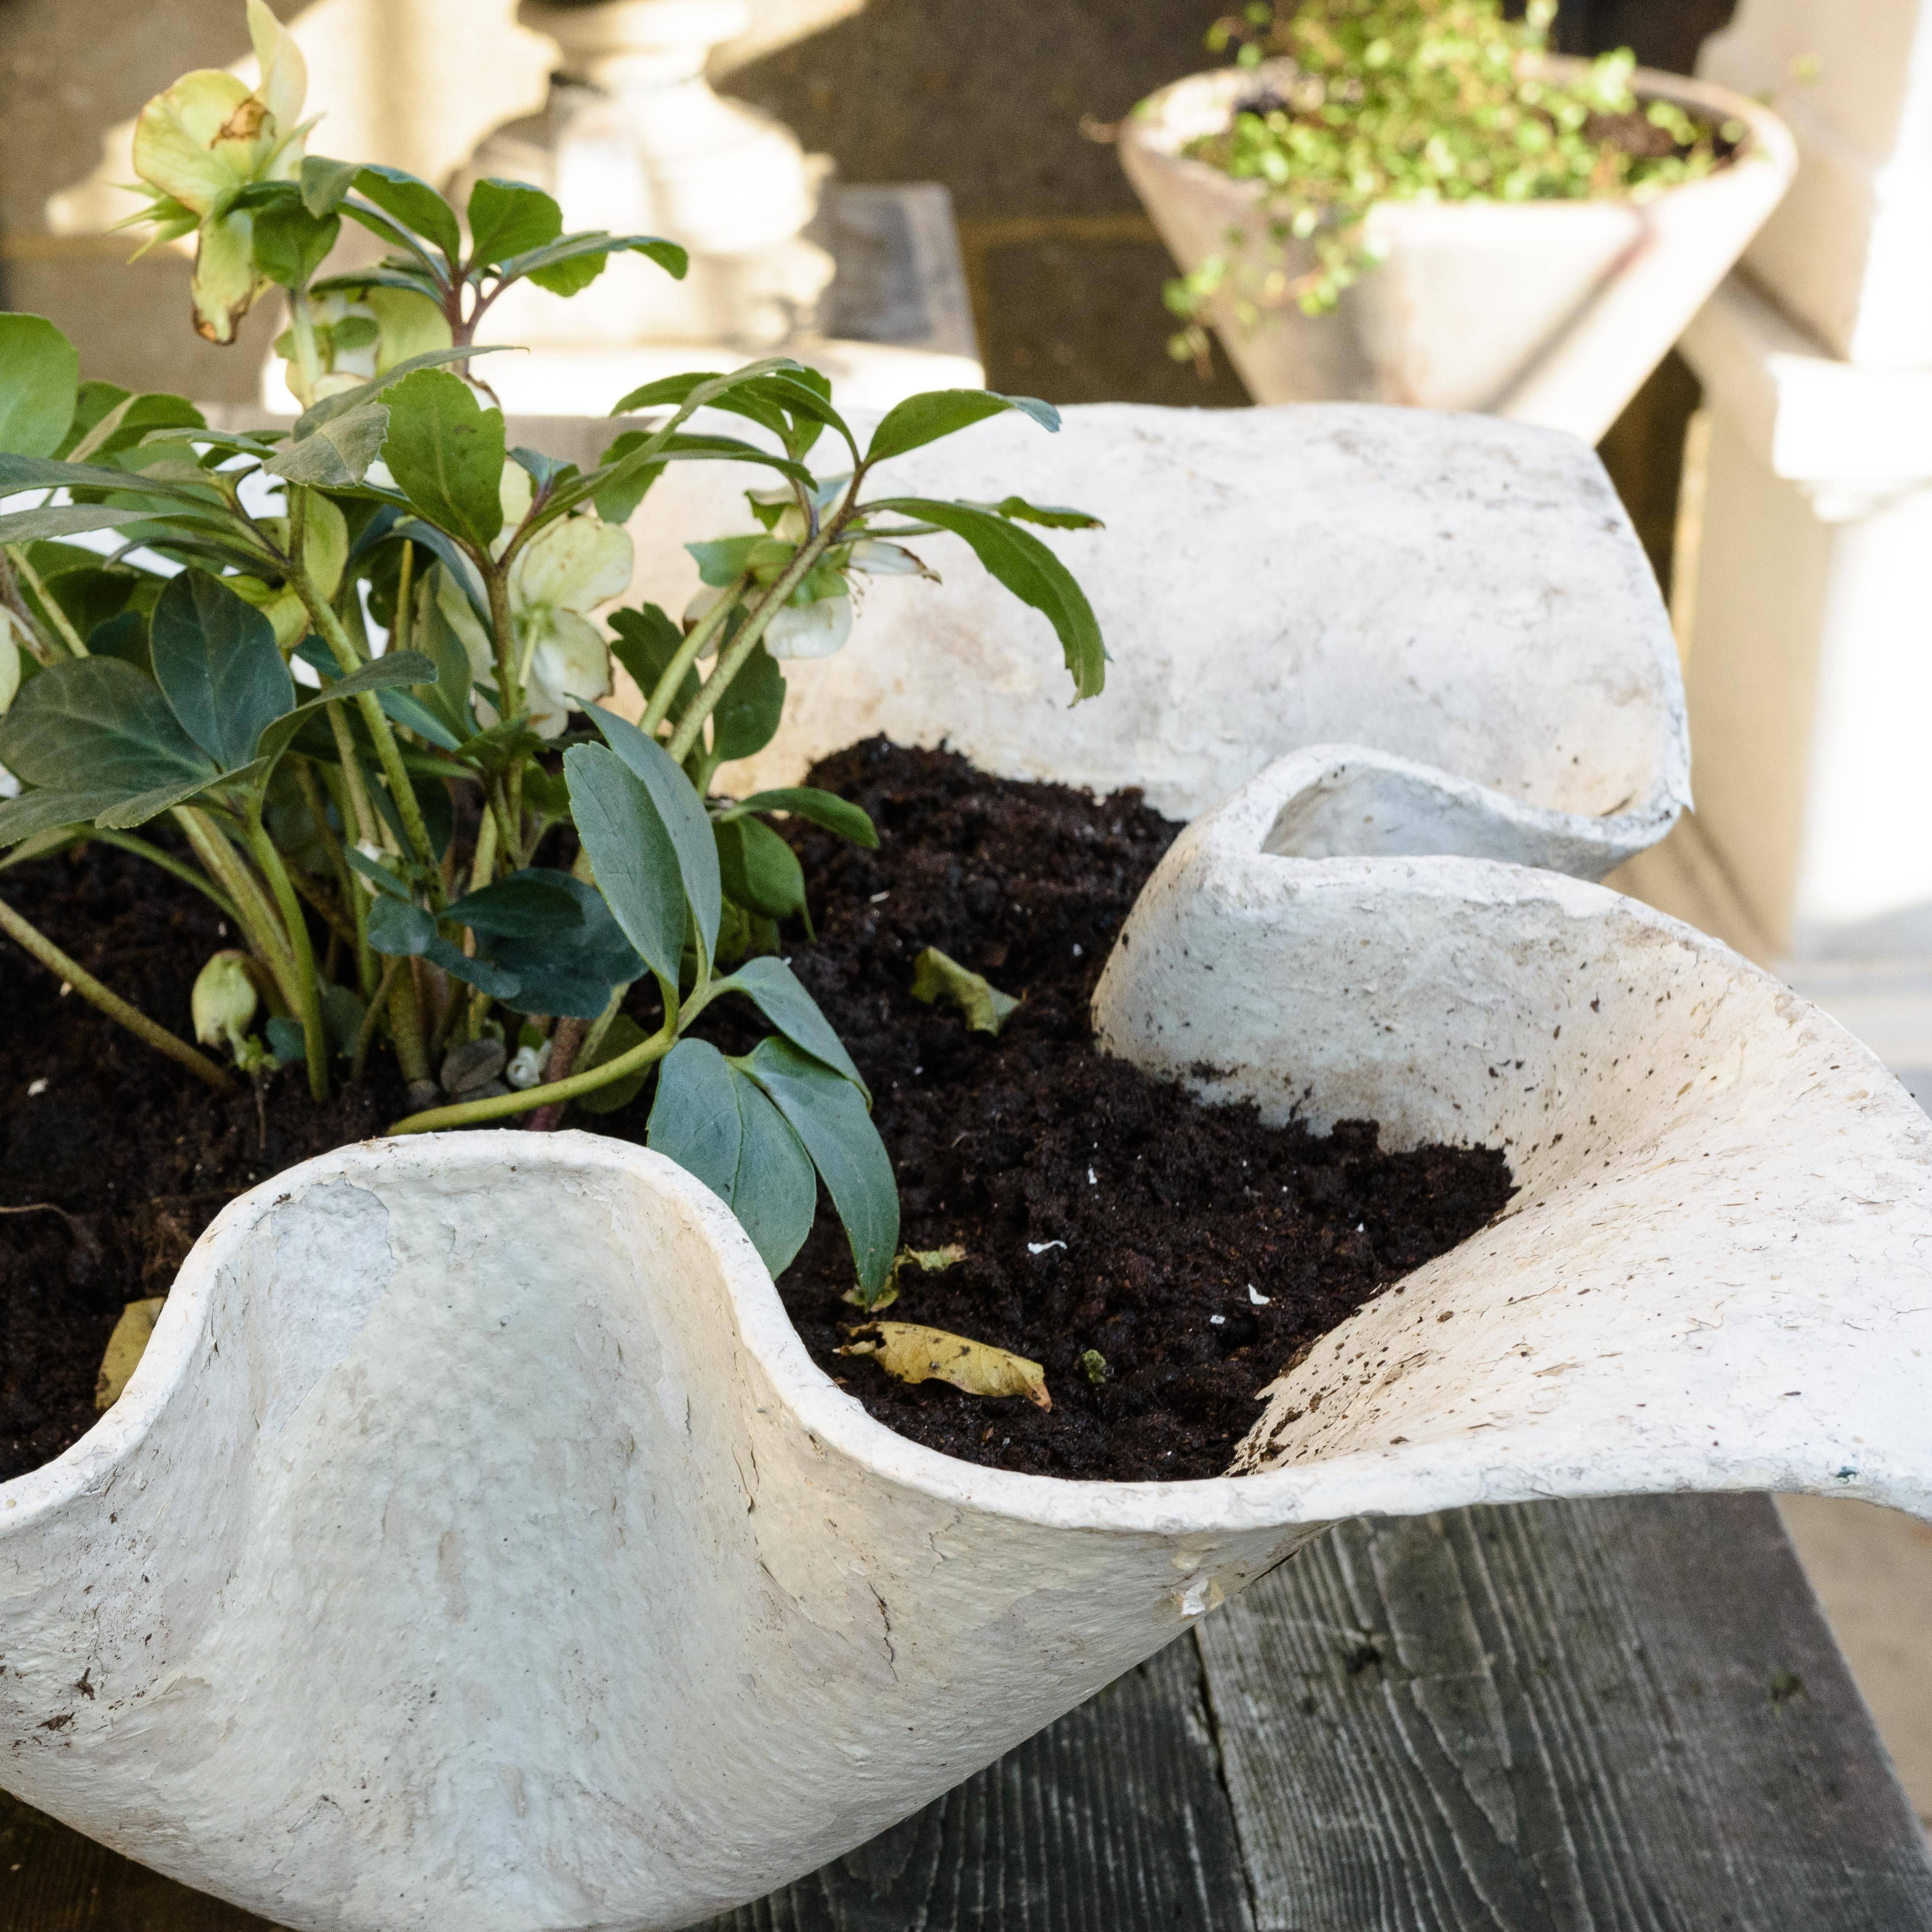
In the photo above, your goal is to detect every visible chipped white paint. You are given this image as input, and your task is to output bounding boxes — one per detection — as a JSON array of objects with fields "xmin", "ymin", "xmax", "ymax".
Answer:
[
  {"xmin": 1094, "ymin": 747, "xmax": 1932, "ymax": 1517},
  {"xmin": 1120, "ymin": 61, "xmax": 1794, "ymax": 446}
]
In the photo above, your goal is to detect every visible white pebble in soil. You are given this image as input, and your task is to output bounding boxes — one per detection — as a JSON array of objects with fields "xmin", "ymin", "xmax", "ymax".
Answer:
[
  {"xmin": 1209, "ymin": 1314, "xmax": 1226, "ymax": 1326},
  {"xmin": 1248, "ymin": 1284, "xmax": 1270, "ymax": 1305}
]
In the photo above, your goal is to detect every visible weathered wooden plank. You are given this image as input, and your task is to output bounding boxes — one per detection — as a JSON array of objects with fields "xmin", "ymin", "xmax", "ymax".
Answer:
[
  {"xmin": 0, "ymin": 1789, "xmax": 279, "ymax": 1931},
  {"xmin": 704, "ymin": 1632, "xmax": 1255, "ymax": 1932},
  {"xmin": 1197, "ymin": 1493, "xmax": 1932, "ymax": 1932}
]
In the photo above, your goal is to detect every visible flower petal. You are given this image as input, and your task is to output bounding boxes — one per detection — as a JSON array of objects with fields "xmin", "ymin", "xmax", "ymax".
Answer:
[
  {"xmin": 764, "ymin": 594, "xmax": 853, "ymax": 661},
  {"xmin": 528, "ymin": 610, "xmax": 613, "ymax": 730},
  {"xmin": 512, "ymin": 515, "xmax": 634, "ymax": 614},
  {"xmin": 131, "ymin": 70, "xmax": 257, "ymax": 214},
  {"xmin": 190, "ymin": 209, "xmax": 267, "ymax": 344},
  {"xmin": 436, "ymin": 565, "xmax": 496, "ymax": 682},
  {"xmin": 247, "ymin": 0, "xmax": 308, "ymax": 136}
]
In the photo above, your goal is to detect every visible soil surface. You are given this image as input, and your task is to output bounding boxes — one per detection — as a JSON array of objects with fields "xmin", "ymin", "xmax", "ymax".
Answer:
[
  {"xmin": 0, "ymin": 740, "xmax": 1512, "ymax": 1487},
  {"xmin": 0, "ymin": 840, "xmax": 409, "ymax": 1482},
  {"xmin": 713, "ymin": 740, "xmax": 1515, "ymax": 1481}
]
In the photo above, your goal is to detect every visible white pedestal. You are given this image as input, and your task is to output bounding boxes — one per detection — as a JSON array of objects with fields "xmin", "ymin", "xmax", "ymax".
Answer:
[{"xmin": 1676, "ymin": 274, "xmax": 1932, "ymax": 957}]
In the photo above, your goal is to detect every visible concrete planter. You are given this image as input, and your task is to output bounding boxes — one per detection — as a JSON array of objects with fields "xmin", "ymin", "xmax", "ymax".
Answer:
[{"xmin": 1119, "ymin": 59, "xmax": 1796, "ymax": 444}]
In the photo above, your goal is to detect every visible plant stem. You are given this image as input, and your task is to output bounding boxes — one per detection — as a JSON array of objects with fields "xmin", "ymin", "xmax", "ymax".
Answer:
[
  {"xmin": 323, "ymin": 702, "xmax": 388, "ymax": 852},
  {"xmin": 667, "ymin": 531, "xmax": 840, "ymax": 763},
  {"xmin": 638, "ymin": 583, "xmax": 742, "ymax": 734},
  {"xmin": 0, "ymin": 891, "xmax": 232, "ymax": 1091},
  {"xmin": 393, "ymin": 538, "xmax": 415, "ymax": 658},
  {"xmin": 483, "ymin": 564, "xmax": 526, "ymax": 846},
  {"xmin": 6, "ymin": 546, "xmax": 88, "ymax": 657},
  {"xmin": 466, "ymin": 799, "xmax": 499, "ymax": 896},
  {"xmin": 244, "ymin": 813, "xmax": 328, "ymax": 1102},
  {"xmin": 171, "ymin": 806, "xmax": 302, "ymax": 1006},
  {"xmin": 388, "ymin": 980, "xmax": 680, "ymax": 1135},
  {"xmin": 388, "ymin": 957, "xmax": 433, "ymax": 1098},
  {"xmin": 288, "ymin": 489, "xmax": 443, "ymax": 900},
  {"xmin": 351, "ymin": 956, "xmax": 400, "ymax": 1083}
]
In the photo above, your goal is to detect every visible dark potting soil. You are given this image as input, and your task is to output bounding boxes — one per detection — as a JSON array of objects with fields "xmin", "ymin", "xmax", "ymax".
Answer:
[
  {"xmin": 0, "ymin": 740, "xmax": 1512, "ymax": 1488},
  {"xmin": 0, "ymin": 842, "xmax": 410, "ymax": 1482},
  {"xmin": 696, "ymin": 740, "xmax": 1515, "ymax": 1482}
]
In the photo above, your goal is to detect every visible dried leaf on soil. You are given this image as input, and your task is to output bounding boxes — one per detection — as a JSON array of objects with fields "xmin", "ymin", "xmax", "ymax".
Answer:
[
  {"xmin": 95, "ymin": 1297, "xmax": 166, "ymax": 1412},
  {"xmin": 839, "ymin": 1322, "xmax": 1050, "ymax": 1409},
  {"xmin": 909, "ymin": 946, "xmax": 1019, "ymax": 1036},
  {"xmin": 844, "ymin": 1240, "xmax": 968, "ymax": 1309}
]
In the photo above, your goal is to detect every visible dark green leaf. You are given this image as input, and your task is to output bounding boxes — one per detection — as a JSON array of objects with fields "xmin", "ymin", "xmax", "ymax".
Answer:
[
  {"xmin": 320, "ymin": 982, "xmax": 365, "ymax": 1056},
  {"xmin": 562, "ymin": 742, "xmax": 689, "ymax": 983},
  {"xmin": 589, "ymin": 708, "xmax": 722, "ymax": 959},
  {"xmin": 0, "ymin": 451, "xmax": 225, "ymax": 509},
  {"xmin": 264, "ymin": 401, "xmax": 389, "ymax": 486},
  {"xmin": 94, "ymin": 771, "xmax": 240, "ymax": 829},
  {"xmin": 0, "ymin": 656, "xmax": 214, "ymax": 796},
  {"xmin": 380, "ymin": 369, "xmax": 505, "ymax": 553},
  {"xmin": 366, "ymin": 895, "xmax": 435, "ymax": 955},
  {"xmin": 65, "ymin": 390, "xmax": 204, "ymax": 463},
  {"xmin": 377, "ymin": 685, "xmax": 464, "ymax": 750},
  {"xmin": 0, "ymin": 788, "xmax": 123, "ymax": 849},
  {"xmin": 866, "ymin": 497, "xmax": 1106, "ymax": 702},
  {"xmin": 714, "ymin": 955, "xmax": 867, "ymax": 1093},
  {"xmin": 715, "ymin": 814, "xmax": 806, "ymax": 922},
  {"xmin": 0, "ymin": 315, "xmax": 79, "ymax": 458},
  {"xmin": 265, "ymin": 1015, "xmax": 306, "ymax": 1066},
  {"xmin": 606, "ymin": 603, "xmax": 695, "ymax": 716},
  {"xmin": 863, "ymin": 389, "xmax": 1059, "ymax": 466},
  {"xmin": 446, "ymin": 867, "xmax": 585, "ymax": 939},
  {"xmin": 509, "ymin": 445, "xmax": 574, "ymax": 491},
  {"xmin": 572, "ymin": 1014, "xmax": 653, "ymax": 1115},
  {"xmin": 970, "ymin": 495, "xmax": 1105, "ymax": 530},
  {"xmin": 590, "ymin": 433, "xmax": 665, "ymax": 524},
  {"xmin": 345, "ymin": 846, "xmax": 411, "ymax": 898},
  {"xmin": 489, "ymin": 872, "xmax": 639, "ymax": 1017},
  {"xmin": 424, "ymin": 935, "xmax": 520, "ymax": 1000},
  {"xmin": 354, "ymin": 164, "xmax": 463, "ymax": 266},
  {"xmin": 648, "ymin": 1038, "xmax": 818, "ymax": 1275},
  {"xmin": 252, "ymin": 650, "xmax": 440, "ymax": 768},
  {"xmin": 723, "ymin": 787, "xmax": 876, "ymax": 847},
  {"xmin": 709, "ymin": 641, "xmax": 785, "ymax": 762},
  {"xmin": 150, "ymin": 569, "xmax": 295, "ymax": 771},
  {"xmin": 466, "ymin": 178, "xmax": 562, "ymax": 268},
  {"xmin": 0, "ymin": 504, "xmax": 153, "ymax": 545},
  {"xmin": 35, "ymin": 564, "xmax": 132, "ymax": 642},
  {"xmin": 300, "ymin": 155, "xmax": 360, "ymax": 218},
  {"xmin": 253, "ymin": 202, "xmax": 341, "ymax": 289},
  {"xmin": 292, "ymin": 344, "xmax": 515, "ymax": 442},
  {"xmin": 739, "ymin": 1037, "xmax": 898, "ymax": 1299},
  {"xmin": 88, "ymin": 608, "xmax": 150, "ymax": 670},
  {"xmin": 502, "ymin": 231, "xmax": 688, "ymax": 295}
]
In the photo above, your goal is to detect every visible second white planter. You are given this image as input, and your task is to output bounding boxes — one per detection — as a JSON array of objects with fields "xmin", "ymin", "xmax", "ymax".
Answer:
[{"xmin": 1119, "ymin": 59, "xmax": 1796, "ymax": 443}]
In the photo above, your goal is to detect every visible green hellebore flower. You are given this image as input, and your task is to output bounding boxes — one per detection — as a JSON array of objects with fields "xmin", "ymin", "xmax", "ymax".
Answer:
[
  {"xmin": 192, "ymin": 949, "xmax": 259, "ymax": 1055},
  {"xmin": 125, "ymin": 0, "xmax": 311, "ymax": 344}
]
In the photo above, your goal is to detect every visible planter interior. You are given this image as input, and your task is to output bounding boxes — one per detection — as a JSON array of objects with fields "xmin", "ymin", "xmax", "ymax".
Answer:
[{"xmin": 1119, "ymin": 60, "xmax": 1797, "ymax": 444}]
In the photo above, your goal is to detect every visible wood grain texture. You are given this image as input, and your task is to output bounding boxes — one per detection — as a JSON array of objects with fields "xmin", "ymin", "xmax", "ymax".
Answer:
[
  {"xmin": 702, "ymin": 1631, "xmax": 1255, "ymax": 1932},
  {"xmin": 1197, "ymin": 1493, "xmax": 1932, "ymax": 1932}
]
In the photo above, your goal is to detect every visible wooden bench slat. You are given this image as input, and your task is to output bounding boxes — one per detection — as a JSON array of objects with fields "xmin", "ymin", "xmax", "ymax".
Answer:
[{"xmin": 1196, "ymin": 1493, "xmax": 1932, "ymax": 1932}]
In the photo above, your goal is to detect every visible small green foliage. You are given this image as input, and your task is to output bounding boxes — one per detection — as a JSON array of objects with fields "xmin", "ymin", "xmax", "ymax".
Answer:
[
  {"xmin": 1169, "ymin": 0, "xmax": 1732, "ymax": 358},
  {"xmin": 1080, "ymin": 1348, "xmax": 1112, "ymax": 1387},
  {"xmin": 910, "ymin": 947, "xmax": 1022, "ymax": 1037}
]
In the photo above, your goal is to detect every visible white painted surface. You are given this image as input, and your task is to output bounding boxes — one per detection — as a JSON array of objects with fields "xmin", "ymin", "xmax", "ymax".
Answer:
[
  {"xmin": 1701, "ymin": 0, "xmax": 1932, "ymax": 368},
  {"xmin": 1119, "ymin": 60, "xmax": 1794, "ymax": 445},
  {"xmin": 1093, "ymin": 747, "xmax": 1932, "ymax": 1514},
  {"xmin": 608, "ymin": 402, "xmax": 1691, "ymax": 870}
]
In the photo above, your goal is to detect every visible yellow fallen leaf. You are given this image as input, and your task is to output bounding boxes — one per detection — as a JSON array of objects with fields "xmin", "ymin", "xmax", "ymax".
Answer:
[
  {"xmin": 839, "ymin": 1322, "xmax": 1051, "ymax": 1410},
  {"xmin": 844, "ymin": 1241, "xmax": 970, "ymax": 1310},
  {"xmin": 95, "ymin": 1297, "xmax": 166, "ymax": 1413}
]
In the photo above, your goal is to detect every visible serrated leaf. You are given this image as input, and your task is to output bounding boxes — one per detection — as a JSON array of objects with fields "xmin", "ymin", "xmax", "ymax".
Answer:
[
  {"xmin": 150, "ymin": 569, "xmax": 294, "ymax": 771},
  {"xmin": 647, "ymin": 1038, "xmax": 818, "ymax": 1275},
  {"xmin": 0, "ymin": 787, "xmax": 124, "ymax": 849},
  {"xmin": 292, "ymin": 344, "xmax": 514, "ymax": 441},
  {"xmin": 588, "ymin": 706, "xmax": 721, "ymax": 960},
  {"xmin": 0, "ymin": 314, "xmax": 79, "ymax": 459},
  {"xmin": 562, "ymin": 742, "xmax": 689, "ymax": 984},
  {"xmin": 866, "ymin": 496, "xmax": 1106, "ymax": 702},
  {"xmin": 0, "ymin": 656, "xmax": 213, "ymax": 797},
  {"xmin": 722, "ymin": 787, "xmax": 877, "ymax": 848},
  {"xmin": 265, "ymin": 401, "xmax": 390, "ymax": 486},
  {"xmin": 910, "ymin": 945, "xmax": 1020, "ymax": 1036},
  {"xmin": 502, "ymin": 230, "xmax": 688, "ymax": 295},
  {"xmin": 838, "ymin": 1323, "xmax": 1049, "ymax": 1408},
  {"xmin": 380, "ymin": 369, "xmax": 505, "ymax": 553},
  {"xmin": 607, "ymin": 603, "xmax": 695, "ymax": 715},
  {"xmin": 354, "ymin": 164, "xmax": 463, "ymax": 265},
  {"xmin": 968, "ymin": 495, "xmax": 1106, "ymax": 530},
  {"xmin": 863, "ymin": 388, "xmax": 1059, "ymax": 466},
  {"xmin": 738, "ymin": 1037, "xmax": 898, "ymax": 1300},
  {"xmin": 0, "ymin": 504, "xmax": 155, "ymax": 545}
]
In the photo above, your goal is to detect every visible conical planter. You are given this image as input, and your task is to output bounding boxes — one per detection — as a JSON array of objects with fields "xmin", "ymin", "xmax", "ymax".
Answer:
[
  {"xmin": 1119, "ymin": 59, "xmax": 1796, "ymax": 443},
  {"xmin": 2, "ymin": 752, "xmax": 1926, "ymax": 1932}
]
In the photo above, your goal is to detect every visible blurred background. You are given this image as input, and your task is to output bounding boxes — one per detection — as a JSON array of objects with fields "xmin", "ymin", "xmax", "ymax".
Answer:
[{"xmin": 2, "ymin": 0, "xmax": 1928, "ymax": 1859}]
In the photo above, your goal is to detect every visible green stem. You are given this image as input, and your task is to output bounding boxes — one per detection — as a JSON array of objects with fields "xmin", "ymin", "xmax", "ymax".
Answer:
[
  {"xmin": 6, "ymin": 546, "xmax": 87, "ymax": 657},
  {"xmin": 483, "ymin": 564, "xmax": 526, "ymax": 847},
  {"xmin": 244, "ymin": 811, "xmax": 328, "ymax": 1103},
  {"xmin": 288, "ymin": 489, "xmax": 443, "ymax": 900},
  {"xmin": 389, "ymin": 959, "xmax": 433, "ymax": 1095},
  {"xmin": 667, "ymin": 530, "xmax": 841, "ymax": 764},
  {"xmin": 638, "ymin": 582, "xmax": 743, "ymax": 735},
  {"xmin": 171, "ymin": 806, "xmax": 302, "ymax": 1005},
  {"xmin": 0, "ymin": 890, "xmax": 232, "ymax": 1091},
  {"xmin": 389, "ymin": 978, "xmax": 680, "ymax": 1135},
  {"xmin": 351, "ymin": 955, "xmax": 400, "ymax": 1083}
]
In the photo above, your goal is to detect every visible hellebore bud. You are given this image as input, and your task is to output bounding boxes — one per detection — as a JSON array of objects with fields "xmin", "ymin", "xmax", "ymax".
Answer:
[{"xmin": 192, "ymin": 950, "xmax": 259, "ymax": 1055}]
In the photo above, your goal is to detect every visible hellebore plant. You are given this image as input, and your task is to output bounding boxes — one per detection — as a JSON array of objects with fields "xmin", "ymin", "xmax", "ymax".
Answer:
[
  {"xmin": 0, "ymin": 4, "xmax": 1106, "ymax": 1308},
  {"xmin": 1164, "ymin": 0, "xmax": 1739, "ymax": 365}
]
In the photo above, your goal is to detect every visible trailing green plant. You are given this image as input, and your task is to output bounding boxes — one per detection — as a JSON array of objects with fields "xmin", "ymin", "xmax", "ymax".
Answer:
[
  {"xmin": 0, "ymin": 2, "xmax": 1108, "ymax": 1309},
  {"xmin": 1163, "ymin": 0, "xmax": 1740, "ymax": 365}
]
